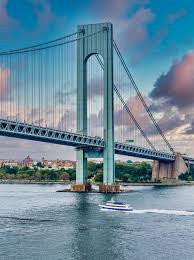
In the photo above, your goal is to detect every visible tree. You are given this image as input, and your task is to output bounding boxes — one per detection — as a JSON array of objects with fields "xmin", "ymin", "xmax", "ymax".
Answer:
[
  {"xmin": 122, "ymin": 173, "xmax": 130, "ymax": 182},
  {"xmin": 0, "ymin": 160, "xmax": 153, "ymax": 183},
  {"xmin": 94, "ymin": 171, "xmax": 103, "ymax": 182},
  {"xmin": 36, "ymin": 162, "xmax": 44, "ymax": 168},
  {"xmin": 47, "ymin": 170, "xmax": 59, "ymax": 180},
  {"xmin": 127, "ymin": 160, "xmax": 133, "ymax": 164},
  {"xmin": 21, "ymin": 166, "xmax": 30, "ymax": 171},
  {"xmin": 60, "ymin": 172, "xmax": 70, "ymax": 181},
  {"xmin": 179, "ymin": 170, "xmax": 194, "ymax": 181},
  {"xmin": 88, "ymin": 161, "xmax": 97, "ymax": 173},
  {"xmin": 0, "ymin": 173, "xmax": 4, "ymax": 179},
  {"xmin": 69, "ymin": 172, "xmax": 76, "ymax": 181},
  {"xmin": 4, "ymin": 166, "xmax": 18, "ymax": 175}
]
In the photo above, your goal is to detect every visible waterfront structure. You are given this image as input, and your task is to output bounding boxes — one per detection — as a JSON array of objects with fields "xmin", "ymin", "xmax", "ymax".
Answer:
[{"xmin": 0, "ymin": 22, "xmax": 193, "ymax": 192}]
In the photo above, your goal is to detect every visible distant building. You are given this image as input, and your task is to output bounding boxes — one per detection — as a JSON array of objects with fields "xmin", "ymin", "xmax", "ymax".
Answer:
[
  {"xmin": 3, "ymin": 160, "xmax": 18, "ymax": 168},
  {"xmin": 23, "ymin": 155, "xmax": 33, "ymax": 168},
  {"xmin": 63, "ymin": 160, "xmax": 75, "ymax": 169},
  {"xmin": 17, "ymin": 162, "xmax": 25, "ymax": 169},
  {"xmin": 41, "ymin": 157, "xmax": 75, "ymax": 170},
  {"xmin": 52, "ymin": 160, "xmax": 75, "ymax": 170},
  {"xmin": 89, "ymin": 159, "xmax": 103, "ymax": 164},
  {"xmin": 0, "ymin": 156, "xmax": 76, "ymax": 170},
  {"xmin": 0, "ymin": 160, "xmax": 5, "ymax": 167}
]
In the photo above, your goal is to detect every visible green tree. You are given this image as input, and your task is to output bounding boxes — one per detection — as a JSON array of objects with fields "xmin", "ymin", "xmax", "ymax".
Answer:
[
  {"xmin": 122, "ymin": 173, "xmax": 130, "ymax": 182},
  {"xmin": 36, "ymin": 162, "xmax": 44, "ymax": 168},
  {"xmin": 60, "ymin": 172, "xmax": 70, "ymax": 181},
  {"xmin": 69, "ymin": 171, "xmax": 76, "ymax": 181},
  {"xmin": 94, "ymin": 171, "xmax": 103, "ymax": 182}
]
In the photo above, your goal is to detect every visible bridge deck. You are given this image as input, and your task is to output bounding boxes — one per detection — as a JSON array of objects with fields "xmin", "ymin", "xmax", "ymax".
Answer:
[{"xmin": 0, "ymin": 119, "xmax": 192, "ymax": 163}]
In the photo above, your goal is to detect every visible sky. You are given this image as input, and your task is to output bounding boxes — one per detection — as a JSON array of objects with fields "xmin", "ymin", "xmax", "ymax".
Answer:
[{"xmin": 0, "ymin": 0, "xmax": 194, "ymax": 160}]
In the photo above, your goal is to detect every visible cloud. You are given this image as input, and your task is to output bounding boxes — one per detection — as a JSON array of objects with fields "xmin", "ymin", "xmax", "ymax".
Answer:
[
  {"xmin": 90, "ymin": 0, "xmax": 153, "ymax": 49},
  {"xmin": 0, "ymin": 0, "xmax": 18, "ymax": 33},
  {"xmin": 166, "ymin": 8, "xmax": 187, "ymax": 25},
  {"xmin": 149, "ymin": 109, "xmax": 186, "ymax": 135},
  {"xmin": 91, "ymin": 0, "xmax": 150, "ymax": 20},
  {"xmin": 0, "ymin": 0, "xmax": 63, "ymax": 36},
  {"xmin": 184, "ymin": 118, "xmax": 194, "ymax": 135},
  {"xmin": 130, "ymin": 8, "xmax": 187, "ymax": 64},
  {"xmin": 88, "ymin": 77, "xmax": 103, "ymax": 99},
  {"xmin": 114, "ymin": 7, "xmax": 155, "ymax": 64},
  {"xmin": 150, "ymin": 51, "xmax": 194, "ymax": 109},
  {"xmin": 114, "ymin": 95, "xmax": 148, "ymax": 127},
  {"xmin": 0, "ymin": 136, "xmax": 75, "ymax": 160},
  {"xmin": 148, "ymin": 51, "xmax": 194, "ymax": 152},
  {"xmin": 57, "ymin": 110, "xmax": 76, "ymax": 131},
  {"xmin": 91, "ymin": 1, "xmax": 186, "ymax": 67},
  {"xmin": 91, "ymin": 0, "xmax": 129, "ymax": 19},
  {"xmin": 0, "ymin": 67, "xmax": 10, "ymax": 98},
  {"xmin": 55, "ymin": 87, "xmax": 76, "ymax": 107},
  {"xmin": 119, "ymin": 8, "xmax": 155, "ymax": 47},
  {"xmin": 56, "ymin": 77, "xmax": 103, "ymax": 102},
  {"xmin": 30, "ymin": 0, "xmax": 56, "ymax": 33}
]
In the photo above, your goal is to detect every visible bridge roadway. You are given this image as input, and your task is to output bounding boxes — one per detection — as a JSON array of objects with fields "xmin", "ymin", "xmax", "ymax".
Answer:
[{"xmin": 0, "ymin": 119, "xmax": 193, "ymax": 164}]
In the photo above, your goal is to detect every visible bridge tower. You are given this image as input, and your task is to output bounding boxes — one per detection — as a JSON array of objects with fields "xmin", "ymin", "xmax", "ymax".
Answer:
[{"xmin": 71, "ymin": 23, "xmax": 118, "ymax": 192}]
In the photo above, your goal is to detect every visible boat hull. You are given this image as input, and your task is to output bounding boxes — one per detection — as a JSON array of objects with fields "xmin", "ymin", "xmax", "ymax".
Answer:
[{"xmin": 99, "ymin": 205, "xmax": 133, "ymax": 211}]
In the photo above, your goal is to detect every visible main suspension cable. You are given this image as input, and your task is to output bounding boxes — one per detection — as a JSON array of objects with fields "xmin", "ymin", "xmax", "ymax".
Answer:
[
  {"xmin": 0, "ymin": 30, "xmax": 104, "ymax": 56},
  {"xmin": 95, "ymin": 54, "xmax": 156, "ymax": 150},
  {"xmin": 0, "ymin": 32, "xmax": 78, "ymax": 55},
  {"xmin": 113, "ymin": 41, "xmax": 175, "ymax": 154}
]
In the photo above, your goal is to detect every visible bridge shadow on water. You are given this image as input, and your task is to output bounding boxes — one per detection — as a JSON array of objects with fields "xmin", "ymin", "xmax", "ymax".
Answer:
[{"xmin": 70, "ymin": 193, "xmax": 126, "ymax": 260}]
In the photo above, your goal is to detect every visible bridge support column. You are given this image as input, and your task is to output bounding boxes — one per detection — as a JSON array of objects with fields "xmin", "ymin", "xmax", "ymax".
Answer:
[
  {"xmin": 72, "ymin": 22, "xmax": 118, "ymax": 192},
  {"xmin": 152, "ymin": 153, "xmax": 188, "ymax": 181},
  {"xmin": 71, "ymin": 23, "xmax": 91, "ymax": 192},
  {"xmin": 71, "ymin": 150, "xmax": 92, "ymax": 192},
  {"xmin": 72, "ymin": 23, "xmax": 118, "ymax": 192},
  {"xmin": 101, "ymin": 23, "xmax": 117, "ymax": 191}
]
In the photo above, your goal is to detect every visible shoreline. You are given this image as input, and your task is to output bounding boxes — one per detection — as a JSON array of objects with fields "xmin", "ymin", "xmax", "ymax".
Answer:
[
  {"xmin": 0, "ymin": 179, "xmax": 194, "ymax": 186},
  {"xmin": 0, "ymin": 180, "xmax": 68, "ymax": 184}
]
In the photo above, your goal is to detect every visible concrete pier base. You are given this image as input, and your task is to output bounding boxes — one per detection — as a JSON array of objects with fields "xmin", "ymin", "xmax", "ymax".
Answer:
[
  {"xmin": 99, "ymin": 184, "xmax": 120, "ymax": 193},
  {"xmin": 152, "ymin": 153, "xmax": 188, "ymax": 181},
  {"xmin": 71, "ymin": 183, "xmax": 92, "ymax": 192}
]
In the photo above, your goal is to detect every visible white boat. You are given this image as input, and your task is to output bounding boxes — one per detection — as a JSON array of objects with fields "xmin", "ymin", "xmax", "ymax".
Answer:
[{"xmin": 99, "ymin": 200, "xmax": 133, "ymax": 211}]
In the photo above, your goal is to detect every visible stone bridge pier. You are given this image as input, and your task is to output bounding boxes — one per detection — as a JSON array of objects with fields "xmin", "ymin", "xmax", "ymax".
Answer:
[{"xmin": 152, "ymin": 153, "xmax": 188, "ymax": 181}]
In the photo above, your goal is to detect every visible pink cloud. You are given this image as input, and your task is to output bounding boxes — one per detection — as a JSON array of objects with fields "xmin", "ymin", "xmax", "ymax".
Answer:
[
  {"xmin": 148, "ymin": 51, "xmax": 194, "ymax": 151},
  {"xmin": 92, "ymin": 0, "xmax": 150, "ymax": 19},
  {"xmin": 0, "ymin": 136, "xmax": 75, "ymax": 160},
  {"xmin": 90, "ymin": 0, "xmax": 153, "ymax": 49},
  {"xmin": 0, "ymin": 67, "xmax": 10, "ymax": 97},
  {"xmin": 128, "ymin": 8, "xmax": 187, "ymax": 64},
  {"xmin": 150, "ymin": 51, "xmax": 194, "ymax": 108},
  {"xmin": 91, "ymin": 0, "xmax": 129, "ymax": 19},
  {"xmin": 120, "ymin": 8, "xmax": 155, "ymax": 47}
]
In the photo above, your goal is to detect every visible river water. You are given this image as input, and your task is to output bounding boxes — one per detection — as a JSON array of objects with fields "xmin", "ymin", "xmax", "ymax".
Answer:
[{"xmin": 0, "ymin": 184, "xmax": 194, "ymax": 260}]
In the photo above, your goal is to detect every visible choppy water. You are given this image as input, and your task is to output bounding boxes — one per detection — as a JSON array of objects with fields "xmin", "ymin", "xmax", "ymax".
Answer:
[{"xmin": 0, "ymin": 184, "xmax": 194, "ymax": 260}]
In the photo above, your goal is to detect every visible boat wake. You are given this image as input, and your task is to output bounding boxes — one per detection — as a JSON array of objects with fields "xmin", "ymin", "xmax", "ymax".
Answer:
[
  {"xmin": 0, "ymin": 216, "xmax": 52, "ymax": 222},
  {"xmin": 100, "ymin": 208, "xmax": 194, "ymax": 216},
  {"xmin": 130, "ymin": 209, "xmax": 194, "ymax": 216}
]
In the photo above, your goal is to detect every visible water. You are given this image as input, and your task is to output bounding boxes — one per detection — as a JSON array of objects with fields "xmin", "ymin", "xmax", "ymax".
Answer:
[{"xmin": 0, "ymin": 184, "xmax": 194, "ymax": 260}]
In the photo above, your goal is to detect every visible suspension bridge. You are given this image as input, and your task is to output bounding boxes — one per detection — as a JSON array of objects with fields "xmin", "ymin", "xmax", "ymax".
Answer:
[{"xmin": 0, "ymin": 23, "xmax": 193, "ymax": 192}]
